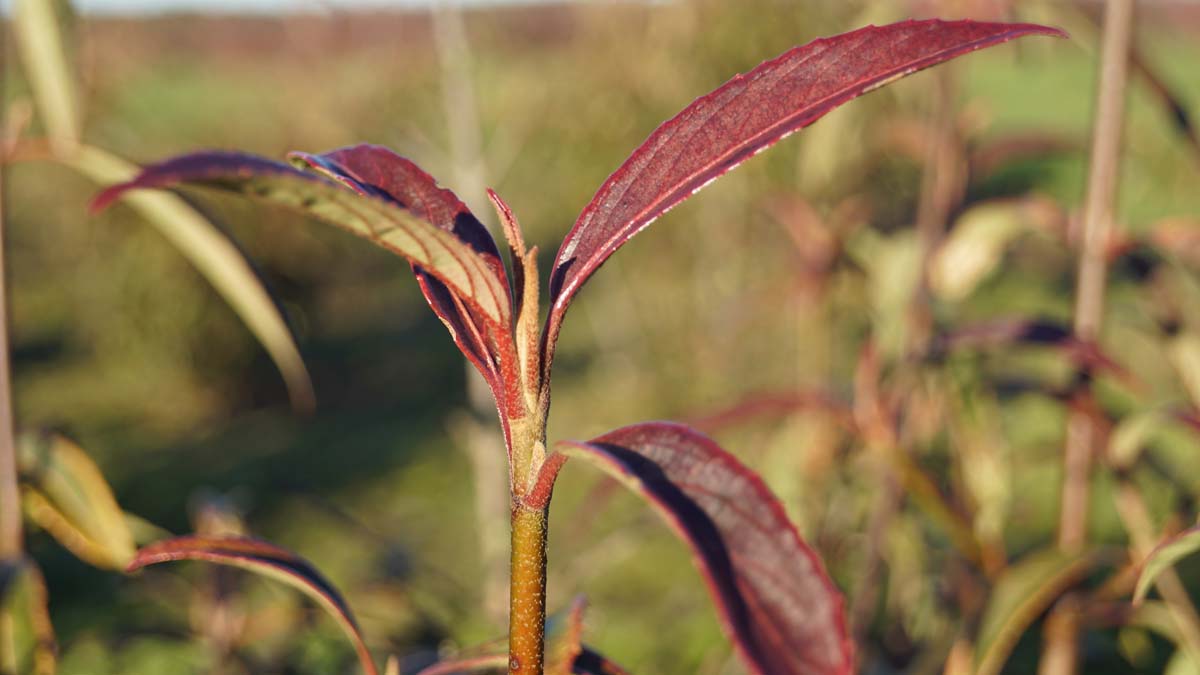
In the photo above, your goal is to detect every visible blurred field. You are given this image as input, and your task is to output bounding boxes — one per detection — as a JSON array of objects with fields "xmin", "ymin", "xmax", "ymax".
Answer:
[{"xmin": 5, "ymin": 0, "xmax": 1200, "ymax": 673}]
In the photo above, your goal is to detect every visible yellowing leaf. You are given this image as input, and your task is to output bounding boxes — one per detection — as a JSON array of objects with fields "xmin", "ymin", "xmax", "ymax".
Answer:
[{"xmin": 16, "ymin": 432, "xmax": 134, "ymax": 570}]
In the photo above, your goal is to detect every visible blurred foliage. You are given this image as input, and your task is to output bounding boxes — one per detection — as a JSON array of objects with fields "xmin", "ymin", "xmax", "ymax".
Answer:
[{"xmin": 3, "ymin": 0, "xmax": 1200, "ymax": 673}]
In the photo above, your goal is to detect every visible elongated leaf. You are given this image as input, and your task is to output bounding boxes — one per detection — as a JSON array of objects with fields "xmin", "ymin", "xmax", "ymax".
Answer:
[
  {"xmin": 288, "ymin": 146, "xmax": 522, "ymax": 418},
  {"xmin": 12, "ymin": 0, "xmax": 79, "ymax": 151},
  {"xmin": 1135, "ymin": 525, "xmax": 1200, "ymax": 605},
  {"xmin": 127, "ymin": 535, "xmax": 377, "ymax": 675},
  {"xmin": 974, "ymin": 548, "xmax": 1095, "ymax": 675},
  {"xmin": 71, "ymin": 145, "xmax": 315, "ymax": 411},
  {"xmin": 16, "ymin": 431, "xmax": 134, "ymax": 570},
  {"xmin": 543, "ymin": 19, "xmax": 1066, "ymax": 376},
  {"xmin": 559, "ymin": 422, "xmax": 851, "ymax": 675},
  {"xmin": 91, "ymin": 151, "xmax": 510, "ymax": 331}
]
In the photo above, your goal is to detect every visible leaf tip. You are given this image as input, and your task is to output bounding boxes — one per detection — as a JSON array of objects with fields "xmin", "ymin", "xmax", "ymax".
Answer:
[{"xmin": 89, "ymin": 183, "xmax": 130, "ymax": 214}]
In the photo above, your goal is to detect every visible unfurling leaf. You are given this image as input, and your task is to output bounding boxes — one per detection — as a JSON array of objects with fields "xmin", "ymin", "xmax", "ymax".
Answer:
[
  {"xmin": 127, "ymin": 535, "xmax": 377, "ymax": 675},
  {"xmin": 974, "ymin": 548, "xmax": 1095, "ymax": 675},
  {"xmin": 542, "ymin": 19, "xmax": 1066, "ymax": 380},
  {"xmin": 1135, "ymin": 525, "xmax": 1200, "ymax": 605},
  {"xmin": 16, "ymin": 432, "xmax": 135, "ymax": 570},
  {"xmin": 559, "ymin": 422, "xmax": 851, "ymax": 675}
]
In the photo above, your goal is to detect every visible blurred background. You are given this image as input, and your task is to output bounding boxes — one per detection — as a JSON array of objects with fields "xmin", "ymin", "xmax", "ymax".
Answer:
[{"xmin": 3, "ymin": 0, "xmax": 1200, "ymax": 673}]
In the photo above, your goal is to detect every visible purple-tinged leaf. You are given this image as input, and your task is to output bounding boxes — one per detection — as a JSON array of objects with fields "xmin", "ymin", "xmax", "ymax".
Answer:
[
  {"xmin": 571, "ymin": 648, "xmax": 632, "ymax": 675},
  {"xmin": 931, "ymin": 318, "xmax": 1132, "ymax": 382},
  {"xmin": 559, "ymin": 422, "xmax": 851, "ymax": 675},
  {"xmin": 91, "ymin": 152, "xmax": 510, "ymax": 333},
  {"xmin": 288, "ymin": 146, "xmax": 525, "ymax": 421},
  {"xmin": 542, "ymin": 19, "xmax": 1066, "ymax": 378},
  {"xmin": 127, "ymin": 535, "xmax": 377, "ymax": 675}
]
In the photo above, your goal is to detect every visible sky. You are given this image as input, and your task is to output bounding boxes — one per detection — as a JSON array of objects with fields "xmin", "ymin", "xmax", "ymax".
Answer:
[{"xmin": 70, "ymin": 0, "xmax": 578, "ymax": 14}]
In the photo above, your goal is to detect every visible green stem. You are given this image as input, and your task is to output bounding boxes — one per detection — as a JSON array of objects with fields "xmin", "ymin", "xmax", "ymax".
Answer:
[{"xmin": 509, "ymin": 503, "xmax": 548, "ymax": 675}]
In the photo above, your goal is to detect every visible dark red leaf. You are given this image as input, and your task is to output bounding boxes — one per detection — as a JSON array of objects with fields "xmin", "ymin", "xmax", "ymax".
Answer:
[
  {"xmin": 127, "ymin": 535, "xmax": 377, "ymax": 675},
  {"xmin": 559, "ymin": 422, "xmax": 851, "ymax": 675},
  {"xmin": 91, "ymin": 149, "xmax": 529, "ymax": 434},
  {"xmin": 289, "ymin": 146, "xmax": 523, "ymax": 421},
  {"xmin": 542, "ymin": 19, "xmax": 1065, "ymax": 380}
]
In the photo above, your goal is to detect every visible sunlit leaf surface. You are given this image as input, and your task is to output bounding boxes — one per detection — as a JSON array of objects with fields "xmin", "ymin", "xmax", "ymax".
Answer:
[
  {"xmin": 127, "ymin": 535, "xmax": 377, "ymax": 675},
  {"xmin": 543, "ymin": 19, "xmax": 1066, "ymax": 378},
  {"xmin": 560, "ymin": 422, "xmax": 851, "ymax": 675}
]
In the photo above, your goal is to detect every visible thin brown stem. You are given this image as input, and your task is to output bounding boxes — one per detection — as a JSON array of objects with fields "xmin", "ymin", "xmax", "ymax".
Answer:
[
  {"xmin": 1060, "ymin": 0, "xmax": 1134, "ymax": 556},
  {"xmin": 0, "ymin": 139, "xmax": 22, "ymax": 561},
  {"xmin": 1046, "ymin": 1, "xmax": 1134, "ymax": 671}
]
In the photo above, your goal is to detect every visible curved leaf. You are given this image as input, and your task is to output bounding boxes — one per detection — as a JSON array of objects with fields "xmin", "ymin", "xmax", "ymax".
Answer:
[
  {"xmin": 16, "ymin": 431, "xmax": 134, "ymax": 570},
  {"xmin": 127, "ymin": 535, "xmax": 377, "ymax": 675},
  {"xmin": 559, "ymin": 421, "xmax": 851, "ymax": 675},
  {"xmin": 71, "ymin": 145, "xmax": 315, "ymax": 412},
  {"xmin": 288, "ymin": 146, "xmax": 522, "ymax": 419},
  {"xmin": 974, "ymin": 548, "xmax": 1095, "ymax": 675},
  {"xmin": 1136, "ymin": 525, "xmax": 1200, "ymax": 605},
  {"xmin": 543, "ymin": 19, "xmax": 1066, "ymax": 377},
  {"xmin": 12, "ymin": 0, "xmax": 79, "ymax": 151},
  {"xmin": 91, "ymin": 151, "xmax": 510, "ymax": 331}
]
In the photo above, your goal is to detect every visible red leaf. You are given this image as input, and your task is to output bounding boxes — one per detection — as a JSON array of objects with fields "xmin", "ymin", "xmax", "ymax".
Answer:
[
  {"xmin": 542, "ymin": 19, "xmax": 1065, "ymax": 380},
  {"xmin": 127, "ymin": 535, "xmax": 378, "ymax": 675},
  {"xmin": 289, "ymin": 146, "xmax": 523, "ymax": 420},
  {"xmin": 91, "ymin": 150, "xmax": 528, "ymax": 430},
  {"xmin": 559, "ymin": 422, "xmax": 851, "ymax": 675}
]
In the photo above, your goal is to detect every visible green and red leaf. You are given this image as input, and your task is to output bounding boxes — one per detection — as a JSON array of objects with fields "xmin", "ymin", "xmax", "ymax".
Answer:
[
  {"xmin": 127, "ymin": 535, "xmax": 377, "ymax": 675},
  {"xmin": 559, "ymin": 422, "xmax": 851, "ymax": 675},
  {"xmin": 287, "ymin": 145, "xmax": 524, "ymax": 421},
  {"xmin": 542, "ymin": 19, "xmax": 1066, "ymax": 380},
  {"xmin": 91, "ymin": 149, "xmax": 529, "ymax": 438}
]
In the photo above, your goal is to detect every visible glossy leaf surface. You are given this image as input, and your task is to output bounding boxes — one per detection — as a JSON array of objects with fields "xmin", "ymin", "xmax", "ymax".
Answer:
[
  {"xmin": 16, "ymin": 432, "xmax": 134, "ymax": 570},
  {"xmin": 92, "ymin": 151, "xmax": 510, "ymax": 329},
  {"xmin": 544, "ymin": 19, "xmax": 1066, "ymax": 375},
  {"xmin": 1136, "ymin": 525, "xmax": 1200, "ymax": 605},
  {"xmin": 127, "ymin": 535, "xmax": 377, "ymax": 675},
  {"xmin": 288, "ymin": 146, "xmax": 518, "ymax": 411},
  {"xmin": 559, "ymin": 422, "xmax": 851, "ymax": 675}
]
